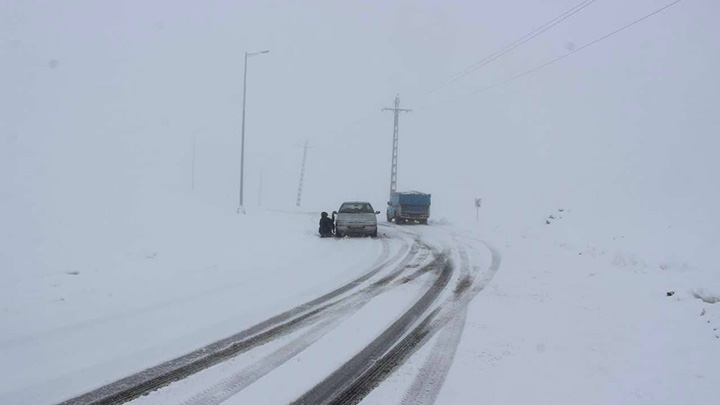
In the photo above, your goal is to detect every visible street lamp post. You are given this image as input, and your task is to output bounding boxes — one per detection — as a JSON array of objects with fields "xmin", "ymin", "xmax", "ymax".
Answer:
[{"xmin": 238, "ymin": 50, "xmax": 269, "ymax": 214}]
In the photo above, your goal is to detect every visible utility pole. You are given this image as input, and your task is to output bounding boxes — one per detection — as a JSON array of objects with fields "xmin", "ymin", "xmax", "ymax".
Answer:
[
  {"xmin": 258, "ymin": 170, "xmax": 263, "ymax": 207},
  {"xmin": 382, "ymin": 94, "xmax": 411, "ymax": 197},
  {"xmin": 296, "ymin": 140, "xmax": 309, "ymax": 207},
  {"xmin": 237, "ymin": 49, "xmax": 270, "ymax": 214},
  {"xmin": 191, "ymin": 133, "xmax": 196, "ymax": 191}
]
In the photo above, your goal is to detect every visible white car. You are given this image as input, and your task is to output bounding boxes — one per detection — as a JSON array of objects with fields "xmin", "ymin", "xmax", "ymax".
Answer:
[{"xmin": 333, "ymin": 201, "xmax": 380, "ymax": 237}]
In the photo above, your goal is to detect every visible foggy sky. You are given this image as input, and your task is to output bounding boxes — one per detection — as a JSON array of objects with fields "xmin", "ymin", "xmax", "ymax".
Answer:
[{"xmin": 2, "ymin": 0, "xmax": 719, "ymax": 243}]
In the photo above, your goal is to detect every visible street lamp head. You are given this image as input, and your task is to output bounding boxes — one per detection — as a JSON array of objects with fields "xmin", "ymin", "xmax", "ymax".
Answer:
[{"xmin": 247, "ymin": 50, "xmax": 270, "ymax": 57}]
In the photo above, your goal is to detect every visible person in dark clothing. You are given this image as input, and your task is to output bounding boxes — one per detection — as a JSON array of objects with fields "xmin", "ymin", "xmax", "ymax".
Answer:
[{"xmin": 319, "ymin": 211, "xmax": 335, "ymax": 237}]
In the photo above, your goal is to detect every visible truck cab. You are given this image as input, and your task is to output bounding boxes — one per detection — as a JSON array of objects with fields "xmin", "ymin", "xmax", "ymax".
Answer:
[{"xmin": 387, "ymin": 191, "xmax": 431, "ymax": 224}]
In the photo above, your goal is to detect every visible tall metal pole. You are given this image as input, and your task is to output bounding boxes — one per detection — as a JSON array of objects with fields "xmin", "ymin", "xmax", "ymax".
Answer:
[
  {"xmin": 258, "ymin": 169, "xmax": 263, "ymax": 207},
  {"xmin": 191, "ymin": 133, "xmax": 196, "ymax": 191},
  {"xmin": 382, "ymin": 94, "xmax": 410, "ymax": 198},
  {"xmin": 237, "ymin": 50, "xmax": 269, "ymax": 214},
  {"xmin": 238, "ymin": 52, "xmax": 249, "ymax": 214},
  {"xmin": 296, "ymin": 140, "xmax": 308, "ymax": 207}
]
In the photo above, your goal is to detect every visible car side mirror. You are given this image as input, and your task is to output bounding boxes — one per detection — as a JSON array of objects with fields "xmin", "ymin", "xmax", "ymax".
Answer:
[
  {"xmin": 375, "ymin": 211, "xmax": 381, "ymax": 214},
  {"xmin": 386, "ymin": 201, "xmax": 391, "ymax": 206},
  {"xmin": 332, "ymin": 211, "xmax": 337, "ymax": 215}
]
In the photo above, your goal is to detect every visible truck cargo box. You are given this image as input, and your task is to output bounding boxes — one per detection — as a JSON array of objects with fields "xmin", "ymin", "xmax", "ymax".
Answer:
[{"xmin": 387, "ymin": 191, "xmax": 431, "ymax": 224}]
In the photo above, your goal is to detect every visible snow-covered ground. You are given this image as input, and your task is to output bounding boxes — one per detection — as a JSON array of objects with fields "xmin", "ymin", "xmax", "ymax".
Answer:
[
  {"xmin": 1, "ymin": 196, "xmax": 718, "ymax": 404},
  {"xmin": 430, "ymin": 211, "xmax": 720, "ymax": 404},
  {"xmin": 0, "ymin": 196, "xmax": 393, "ymax": 404}
]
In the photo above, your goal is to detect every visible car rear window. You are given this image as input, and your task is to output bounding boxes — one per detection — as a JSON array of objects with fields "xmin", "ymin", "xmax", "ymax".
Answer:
[{"xmin": 339, "ymin": 203, "xmax": 374, "ymax": 213}]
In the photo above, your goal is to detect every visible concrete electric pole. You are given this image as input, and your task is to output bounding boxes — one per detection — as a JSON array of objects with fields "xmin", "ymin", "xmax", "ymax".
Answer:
[
  {"xmin": 296, "ymin": 140, "xmax": 309, "ymax": 207},
  {"xmin": 258, "ymin": 170, "xmax": 263, "ymax": 207},
  {"xmin": 382, "ymin": 94, "xmax": 411, "ymax": 197},
  {"xmin": 191, "ymin": 133, "xmax": 196, "ymax": 191}
]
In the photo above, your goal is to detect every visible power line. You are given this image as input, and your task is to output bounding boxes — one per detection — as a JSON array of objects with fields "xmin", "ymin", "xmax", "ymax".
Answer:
[
  {"xmin": 416, "ymin": 0, "xmax": 684, "ymax": 112},
  {"xmin": 443, "ymin": 0, "xmax": 597, "ymax": 86},
  {"xmin": 314, "ymin": 1, "xmax": 598, "ymax": 151},
  {"xmin": 417, "ymin": 0, "xmax": 598, "ymax": 98}
]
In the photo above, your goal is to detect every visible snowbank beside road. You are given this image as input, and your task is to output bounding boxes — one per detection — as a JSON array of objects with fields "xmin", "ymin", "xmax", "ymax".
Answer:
[{"xmin": 431, "ymin": 206, "xmax": 720, "ymax": 405}]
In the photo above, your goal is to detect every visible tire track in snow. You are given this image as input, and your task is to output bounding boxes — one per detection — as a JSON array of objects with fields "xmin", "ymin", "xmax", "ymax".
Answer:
[
  {"xmin": 176, "ymin": 241, "xmax": 441, "ymax": 405},
  {"xmin": 400, "ymin": 308, "xmax": 467, "ymax": 405},
  {"xmin": 399, "ymin": 240, "xmax": 502, "ymax": 405},
  {"xmin": 59, "ymin": 235, "xmax": 414, "ymax": 405},
  {"xmin": 292, "ymin": 239, "xmax": 501, "ymax": 405},
  {"xmin": 303, "ymin": 240, "xmax": 471, "ymax": 405},
  {"xmin": 291, "ymin": 253, "xmax": 454, "ymax": 405},
  {"xmin": 400, "ymin": 239, "xmax": 472, "ymax": 405},
  {"xmin": 179, "ymin": 316, "xmax": 344, "ymax": 405},
  {"xmin": 172, "ymin": 232, "xmax": 497, "ymax": 405},
  {"xmin": 1, "ymin": 240, "xmax": 393, "ymax": 352}
]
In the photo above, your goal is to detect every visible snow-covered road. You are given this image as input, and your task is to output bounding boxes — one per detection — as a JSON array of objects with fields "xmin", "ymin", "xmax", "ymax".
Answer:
[
  {"xmin": 56, "ymin": 221, "xmax": 499, "ymax": 405},
  {"xmin": 3, "ymin": 207, "xmax": 718, "ymax": 405},
  {"xmin": 1, "ymin": 209, "xmax": 500, "ymax": 405}
]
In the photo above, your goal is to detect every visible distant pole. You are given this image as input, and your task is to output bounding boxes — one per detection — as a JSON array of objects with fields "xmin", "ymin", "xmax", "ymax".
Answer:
[
  {"xmin": 258, "ymin": 169, "xmax": 263, "ymax": 207},
  {"xmin": 237, "ymin": 49, "xmax": 270, "ymax": 214},
  {"xmin": 296, "ymin": 140, "xmax": 308, "ymax": 207},
  {"xmin": 191, "ymin": 134, "xmax": 196, "ymax": 191},
  {"xmin": 238, "ymin": 52, "xmax": 248, "ymax": 214},
  {"xmin": 382, "ymin": 94, "xmax": 411, "ymax": 198}
]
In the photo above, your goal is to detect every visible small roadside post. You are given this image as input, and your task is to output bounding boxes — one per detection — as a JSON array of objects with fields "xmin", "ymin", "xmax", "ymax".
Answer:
[{"xmin": 475, "ymin": 198, "xmax": 482, "ymax": 221}]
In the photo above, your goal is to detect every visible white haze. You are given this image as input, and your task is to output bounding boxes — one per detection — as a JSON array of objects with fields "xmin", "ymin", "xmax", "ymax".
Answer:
[
  {"xmin": 2, "ymin": 0, "xmax": 718, "ymax": 304},
  {"xmin": 2, "ymin": 1, "xmax": 720, "ymax": 404},
  {"xmin": 4, "ymin": 0, "xmax": 718, "ymax": 282}
]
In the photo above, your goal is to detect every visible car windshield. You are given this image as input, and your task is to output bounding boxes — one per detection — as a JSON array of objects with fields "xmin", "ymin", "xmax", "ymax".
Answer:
[{"xmin": 338, "ymin": 203, "xmax": 374, "ymax": 214}]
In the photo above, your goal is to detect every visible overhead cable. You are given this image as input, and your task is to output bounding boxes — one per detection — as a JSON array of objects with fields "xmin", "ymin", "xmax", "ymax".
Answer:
[
  {"xmin": 416, "ymin": 0, "xmax": 684, "ymax": 112},
  {"xmin": 419, "ymin": 0, "xmax": 598, "ymax": 98}
]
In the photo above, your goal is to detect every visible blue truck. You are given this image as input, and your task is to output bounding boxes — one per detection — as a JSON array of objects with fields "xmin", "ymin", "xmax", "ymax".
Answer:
[{"xmin": 386, "ymin": 191, "xmax": 431, "ymax": 224}]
